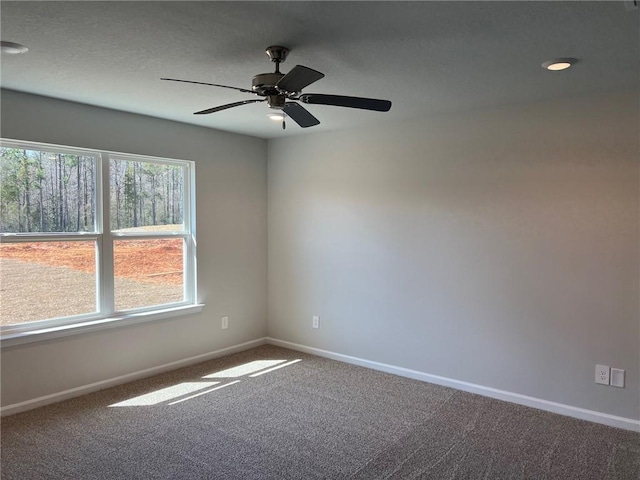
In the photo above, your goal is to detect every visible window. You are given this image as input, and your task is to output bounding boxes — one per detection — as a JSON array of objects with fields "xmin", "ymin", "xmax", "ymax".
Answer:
[{"xmin": 0, "ymin": 139, "xmax": 198, "ymax": 344}]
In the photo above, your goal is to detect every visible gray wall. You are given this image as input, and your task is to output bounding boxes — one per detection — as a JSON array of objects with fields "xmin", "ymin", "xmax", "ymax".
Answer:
[
  {"xmin": 268, "ymin": 91, "xmax": 639, "ymax": 420},
  {"xmin": 1, "ymin": 90, "xmax": 268, "ymax": 406},
  {"xmin": 2, "ymin": 88, "xmax": 638, "ymax": 422}
]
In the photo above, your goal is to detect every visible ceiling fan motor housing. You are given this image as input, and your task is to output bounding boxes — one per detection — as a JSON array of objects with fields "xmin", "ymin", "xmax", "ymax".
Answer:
[{"xmin": 252, "ymin": 72, "xmax": 284, "ymax": 95}]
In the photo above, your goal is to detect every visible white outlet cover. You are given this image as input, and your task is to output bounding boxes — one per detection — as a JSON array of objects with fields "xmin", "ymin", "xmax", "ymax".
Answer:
[
  {"xmin": 595, "ymin": 364, "xmax": 610, "ymax": 385},
  {"xmin": 312, "ymin": 316, "xmax": 319, "ymax": 329},
  {"xmin": 221, "ymin": 316, "xmax": 229, "ymax": 330}
]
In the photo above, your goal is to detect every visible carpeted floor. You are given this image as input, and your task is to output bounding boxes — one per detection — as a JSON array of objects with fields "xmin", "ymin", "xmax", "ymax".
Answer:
[{"xmin": 1, "ymin": 345, "xmax": 639, "ymax": 479}]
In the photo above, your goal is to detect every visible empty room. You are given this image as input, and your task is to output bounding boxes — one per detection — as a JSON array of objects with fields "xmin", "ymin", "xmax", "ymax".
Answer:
[{"xmin": 1, "ymin": 1, "xmax": 638, "ymax": 479}]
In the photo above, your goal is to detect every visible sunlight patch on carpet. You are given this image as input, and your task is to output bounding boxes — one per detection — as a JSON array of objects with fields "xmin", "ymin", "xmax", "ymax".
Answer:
[
  {"xmin": 109, "ymin": 382, "xmax": 219, "ymax": 407},
  {"xmin": 249, "ymin": 359, "xmax": 302, "ymax": 377},
  {"xmin": 168, "ymin": 380, "xmax": 241, "ymax": 405},
  {"xmin": 203, "ymin": 360, "xmax": 290, "ymax": 378}
]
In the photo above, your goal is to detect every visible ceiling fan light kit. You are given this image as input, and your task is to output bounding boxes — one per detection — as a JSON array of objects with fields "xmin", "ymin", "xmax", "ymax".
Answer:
[{"xmin": 162, "ymin": 45, "xmax": 392, "ymax": 128}]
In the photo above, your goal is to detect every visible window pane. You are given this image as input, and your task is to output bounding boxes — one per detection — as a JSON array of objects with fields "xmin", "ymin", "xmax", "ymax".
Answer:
[
  {"xmin": 114, "ymin": 238, "xmax": 184, "ymax": 311},
  {"xmin": 110, "ymin": 159, "xmax": 184, "ymax": 232},
  {"xmin": 0, "ymin": 241, "xmax": 97, "ymax": 325},
  {"xmin": 0, "ymin": 147, "xmax": 96, "ymax": 233}
]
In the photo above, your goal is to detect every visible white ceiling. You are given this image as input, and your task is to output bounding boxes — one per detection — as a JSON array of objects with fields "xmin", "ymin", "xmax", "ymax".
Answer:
[{"xmin": 1, "ymin": 1, "xmax": 638, "ymax": 139}]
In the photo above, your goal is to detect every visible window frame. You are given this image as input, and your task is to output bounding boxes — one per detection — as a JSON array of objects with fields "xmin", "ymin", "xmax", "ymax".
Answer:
[{"xmin": 0, "ymin": 139, "xmax": 201, "ymax": 347}]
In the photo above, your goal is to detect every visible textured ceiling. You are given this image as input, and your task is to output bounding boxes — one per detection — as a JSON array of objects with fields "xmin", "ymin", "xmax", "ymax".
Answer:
[{"xmin": 1, "ymin": 1, "xmax": 638, "ymax": 139}]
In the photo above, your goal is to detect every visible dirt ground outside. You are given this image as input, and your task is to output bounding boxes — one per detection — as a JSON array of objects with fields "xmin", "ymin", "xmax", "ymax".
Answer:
[{"xmin": 0, "ymin": 239, "xmax": 184, "ymax": 326}]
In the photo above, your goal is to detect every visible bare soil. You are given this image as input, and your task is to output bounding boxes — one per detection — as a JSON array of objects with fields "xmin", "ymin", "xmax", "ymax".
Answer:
[{"xmin": 0, "ymin": 239, "xmax": 184, "ymax": 326}]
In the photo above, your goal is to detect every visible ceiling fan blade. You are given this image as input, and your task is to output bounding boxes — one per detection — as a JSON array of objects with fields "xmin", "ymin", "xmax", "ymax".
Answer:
[
  {"xmin": 276, "ymin": 65, "xmax": 325, "ymax": 93},
  {"xmin": 283, "ymin": 102, "xmax": 320, "ymax": 128},
  {"xmin": 161, "ymin": 78, "xmax": 256, "ymax": 95},
  {"xmin": 298, "ymin": 94, "xmax": 391, "ymax": 112},
  {"xmin": 194, "ymin": 99, "xmax": 266, "ymax": 115}
]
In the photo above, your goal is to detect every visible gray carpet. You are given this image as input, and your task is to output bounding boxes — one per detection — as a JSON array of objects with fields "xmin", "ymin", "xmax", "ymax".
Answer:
[{"xmin": 1, "ymin": 345, "xmax": 639, "ymax": 479}]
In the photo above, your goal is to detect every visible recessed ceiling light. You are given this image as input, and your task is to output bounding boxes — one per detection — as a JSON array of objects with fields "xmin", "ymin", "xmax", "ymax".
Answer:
[
  {"xmin": 1, "ymin": 41, "xmax": 29, "ymax": 55},
  {"xmin": 268, "ymin": 113, "xmax": 285, "ymax": 121},
  {"xmin": 541, "ymin": 58, "xmax": 577, "ymax": 71}
]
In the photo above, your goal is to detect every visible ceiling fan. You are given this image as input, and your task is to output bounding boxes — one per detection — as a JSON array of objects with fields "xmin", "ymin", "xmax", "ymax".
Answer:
[{"xmin": 161, "ymin": 46, "xmax": 392, "ymax": 129}]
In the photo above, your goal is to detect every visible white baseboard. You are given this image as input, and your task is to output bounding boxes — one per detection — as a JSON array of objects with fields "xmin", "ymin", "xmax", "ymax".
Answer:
[
  {"xmin": 0, "ymin": 337, "xmax": 268, "ymax": 416},
  {"xmin": 267, "ymin": 337, "xmax": 640, "ymax": 433}
]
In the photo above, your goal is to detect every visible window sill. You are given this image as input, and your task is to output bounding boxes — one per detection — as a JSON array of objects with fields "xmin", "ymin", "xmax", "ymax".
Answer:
[{"xmin": 0, "ymin": 304, "xmax": 204, "ymax": 348}]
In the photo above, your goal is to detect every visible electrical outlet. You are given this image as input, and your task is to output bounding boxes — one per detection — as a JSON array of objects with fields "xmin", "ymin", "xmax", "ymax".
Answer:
[
  {"xmin": 611, "ymin": 368, "xmax": 625, "ymax": 388},
  {"xmin": 221, "ymin": 316, "xmax": 228, "ymax": 330},
  {"xmin": 312, "ymin": 316, "xmax": 319, "ymax": 329},
  {"xmin": 595, "ymin": 365, "xmax": 610, "ymax": 385}
]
